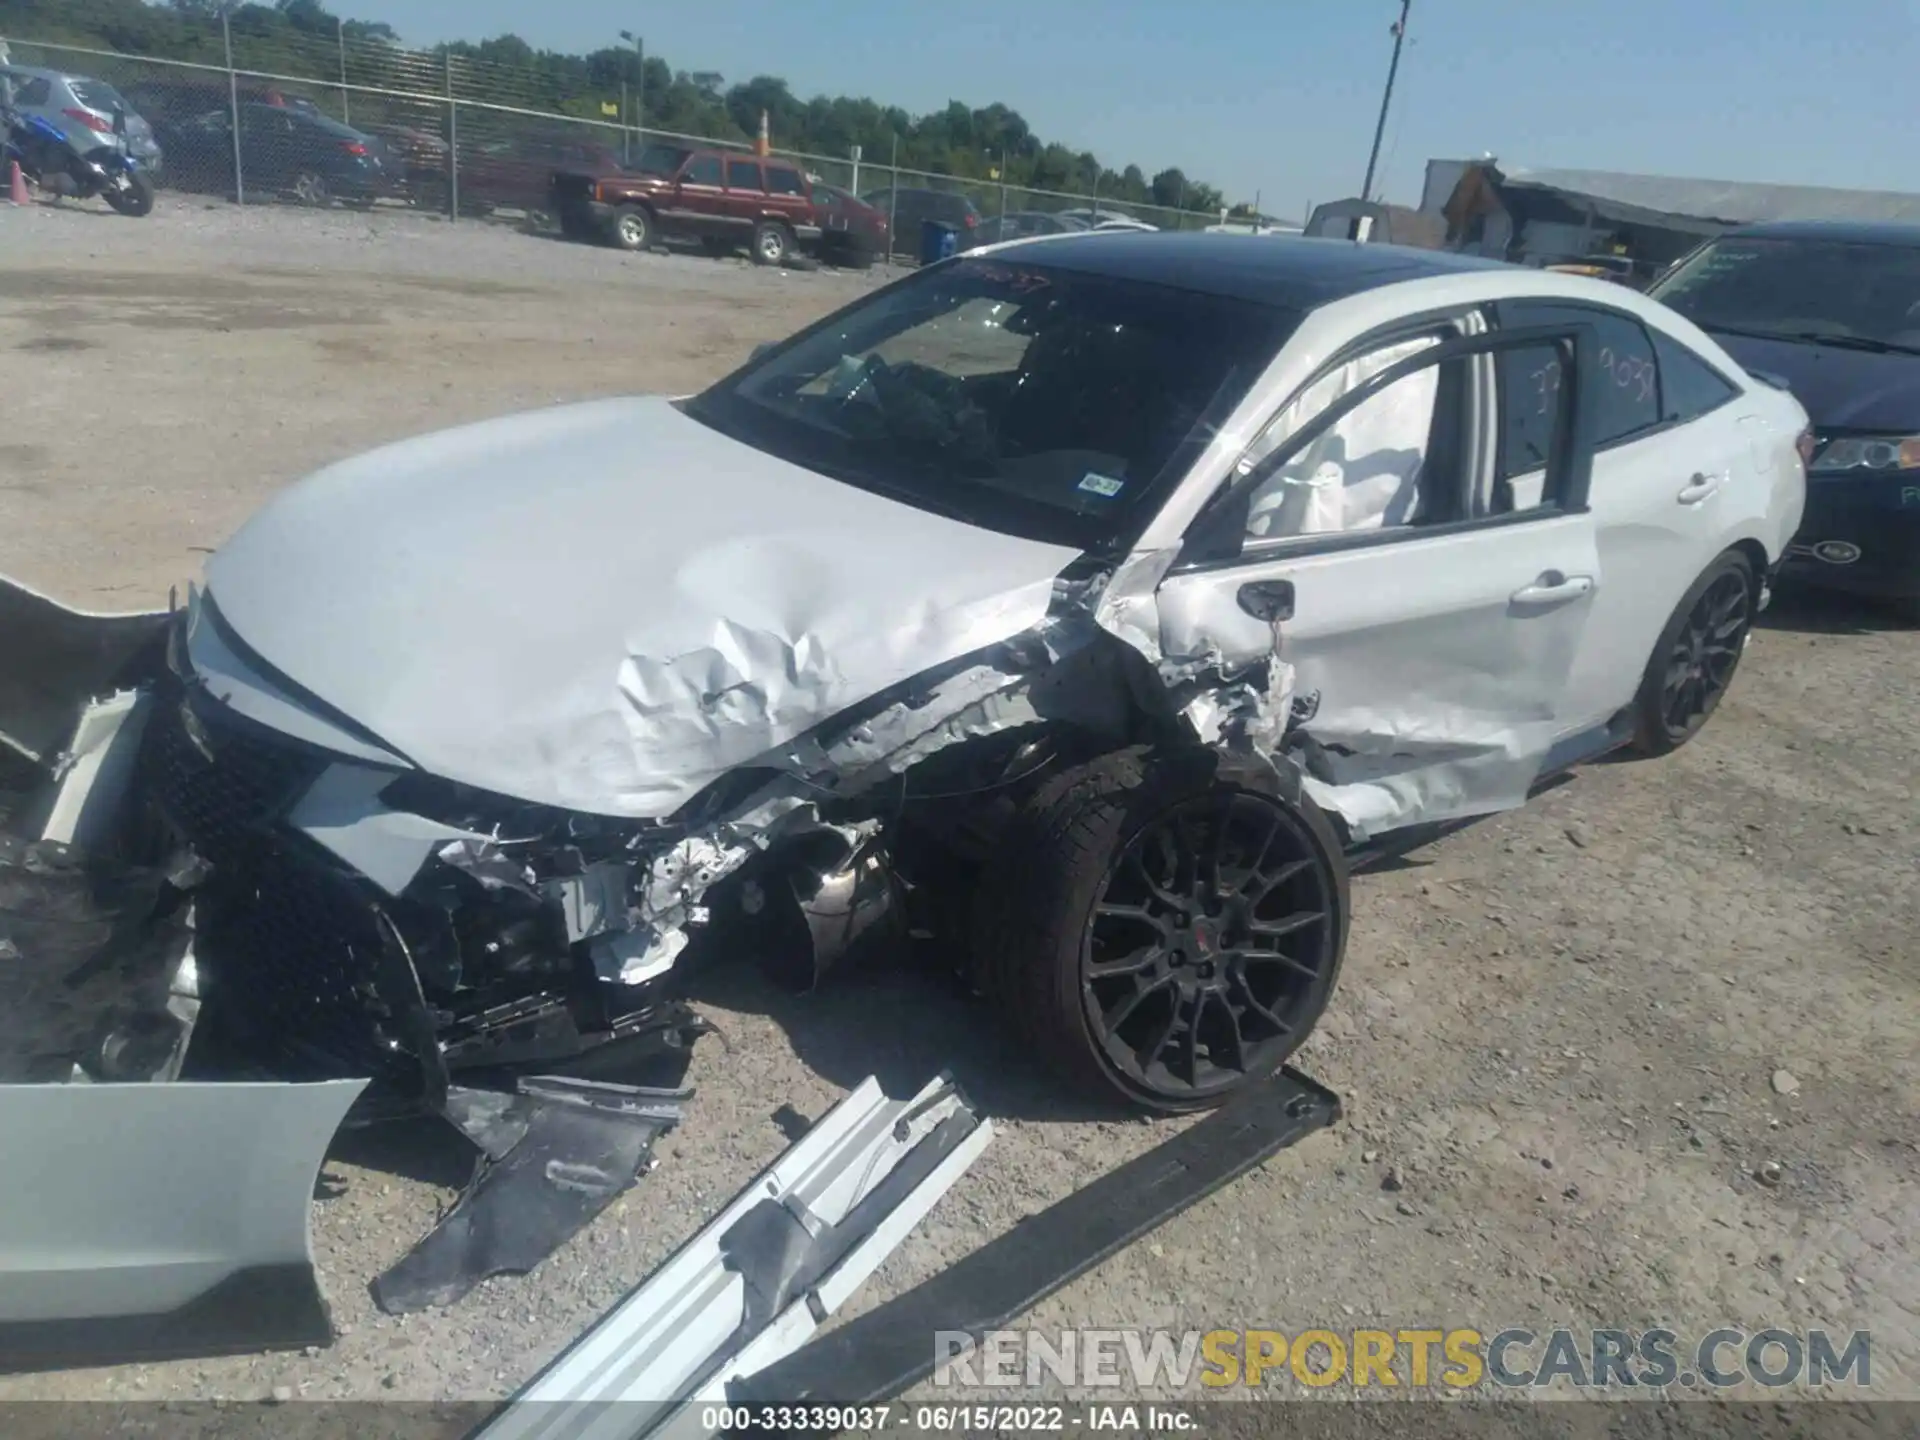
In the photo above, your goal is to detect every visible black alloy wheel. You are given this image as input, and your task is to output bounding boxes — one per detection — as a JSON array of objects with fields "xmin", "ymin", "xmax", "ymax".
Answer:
[
  {"xmin": 1632, "ymin": 550, "xmax": 1756, "ymax": 756},
  {"xmin": 1083, "ymin": 791, "xmax": 1339, "ymax": 1104}
]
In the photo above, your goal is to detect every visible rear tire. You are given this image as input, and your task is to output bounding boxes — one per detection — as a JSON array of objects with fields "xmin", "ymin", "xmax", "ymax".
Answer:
[
  {"xmin": 609, "ymin": 204, "xmax": 652, "ymax": 251},
  {"xmin": 751, "ymin": 220, "xmax": 792, "ymax": 266},
  {"xmin": 290, "ymin": 169, "xmax": 329, "ymax": 207},
  {"xmin": 1630, "ymin": 549, "xmax": 1756, "ymax": 756},
  {"xmin": 970, "ymin": 746, "xmax": 1348, "ymax": 1114}
]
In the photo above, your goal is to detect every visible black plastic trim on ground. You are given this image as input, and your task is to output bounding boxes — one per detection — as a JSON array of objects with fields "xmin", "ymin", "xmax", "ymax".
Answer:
[
  {"xmin": 729, "ymin": 1065, "xmax": 1340, "ymax": 1411},
  {"xmin": 0, "ymin": 1262, "xmax": 332, "ymax": 1373}
]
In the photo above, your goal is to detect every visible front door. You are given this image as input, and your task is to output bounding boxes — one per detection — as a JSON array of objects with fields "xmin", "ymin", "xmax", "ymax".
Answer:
[{"xmin": 1149, "ymin": 320, "xmax": 1603, "ymax": 840}]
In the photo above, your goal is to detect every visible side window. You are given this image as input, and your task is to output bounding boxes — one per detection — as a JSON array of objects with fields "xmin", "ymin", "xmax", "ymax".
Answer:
[
  {"xmin": 725, "ymin": 158, "xmax": 763, "ymax": 191},
  {"xmin": 683, "ymin": 154, "xmax": 722, "ymax": 186},
  {"xmin": 1497, "ymin": 302, "xmax": 1660, "ymax": 452},
  {"xmin": 1243, "ymin": 336, "xmax": 1448, "ymax": 541},
  {"xmin": 1492, "ymin": 342, "xmax": 1576, "ymax": 512},
  {"xmin": 17, "ymin": 76, "xmax": 53, "ymax": 107},
  {"xmin": 810, "ymin": 186, "xmax": 837, "ymax": 208},
  {"xmin": 1650, "ymin": 329, "xmax": 1739, "ymax": 423},
  {"xmin": 766, "ymin": 167, "xmax": 804, "ymax": 197}
]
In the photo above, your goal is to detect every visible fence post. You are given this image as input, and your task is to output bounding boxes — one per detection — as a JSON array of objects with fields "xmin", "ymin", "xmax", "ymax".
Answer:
[
  {"xmin": 887, "ymin": 134, "xmax": 899, "ymax": 269},
  {"xmin": 849, "ymin": 143, "xmax": 860, "ymax": 196},
  {"xmin": 621, "ymin": 79, "xmax": 630, "ymax": 164},
  {"xmin": 337, "ymin": 18, "xmax": 350, "ymax": 124},
  {"xmin": 223, "ymin": 12, "xmax": 244, "ymax": 207},
  {"xmin": 445, "ymin": 51, "xmax": 458, "ymax": 221}
]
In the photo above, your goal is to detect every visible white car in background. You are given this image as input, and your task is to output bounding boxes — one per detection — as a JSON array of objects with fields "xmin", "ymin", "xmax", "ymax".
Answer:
[{"xmin": 6, "ymin": 234, "xmax": 1806, "ymax": 1130}]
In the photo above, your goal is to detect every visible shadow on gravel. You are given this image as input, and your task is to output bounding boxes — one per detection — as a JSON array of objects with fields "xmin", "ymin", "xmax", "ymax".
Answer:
[
  {"xmin": 685, "ymin": 953, "xmax": 1129, "ymax": 1126},
  {"xmin": 1758, "ymin": 585, "xmax": 1916, "ymax": 636}
]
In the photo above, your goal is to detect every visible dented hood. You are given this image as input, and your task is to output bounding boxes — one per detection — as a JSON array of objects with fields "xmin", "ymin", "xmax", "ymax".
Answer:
[{"xmin": 203, "ymin": 397, "xmax": 1080, "ymax": 818}]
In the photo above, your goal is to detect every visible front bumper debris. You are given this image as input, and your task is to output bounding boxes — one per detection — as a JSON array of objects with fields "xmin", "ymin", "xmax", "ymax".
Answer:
[
  {"xmin": 475, "ymin": 1074, "xmax": 993, "ymax": 1440},
  {"xmin": 373, "ymin": 1076, "xmax": 689, "ymax": 1314}
]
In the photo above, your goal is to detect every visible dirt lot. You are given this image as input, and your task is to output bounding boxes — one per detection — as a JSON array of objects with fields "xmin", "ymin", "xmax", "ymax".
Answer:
[{"xmin": 0, "ymin": 197, "xmax": 1914, "ymax": 1416}]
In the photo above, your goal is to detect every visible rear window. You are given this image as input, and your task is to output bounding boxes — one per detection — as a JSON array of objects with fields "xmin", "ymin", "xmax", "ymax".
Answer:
[
  {"xmin": 1652, "ymin": 236, "xmax": 1920, "ymax": 350},
  {"xmin": 688, "ymin": 257, "xmax": 1301, "ymax": 549},
  {"xmin": 69, "ymin": 79, "xmax": 129, "ymax": 112}
]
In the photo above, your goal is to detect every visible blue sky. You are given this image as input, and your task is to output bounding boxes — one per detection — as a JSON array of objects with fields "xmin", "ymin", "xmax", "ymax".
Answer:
[{"xmin": 350, "ymin": 0, "xmax": 1920, "ymax": 218}]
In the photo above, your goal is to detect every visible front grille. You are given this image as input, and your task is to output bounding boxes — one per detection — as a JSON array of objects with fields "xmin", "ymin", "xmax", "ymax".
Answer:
[
  {"xmin": 145, "ymin": 693, "xmax": 421, "ymax": 1087},
  {"xmin": 149, "ymin": 689, "xmax": 326, "ymax": 869}
]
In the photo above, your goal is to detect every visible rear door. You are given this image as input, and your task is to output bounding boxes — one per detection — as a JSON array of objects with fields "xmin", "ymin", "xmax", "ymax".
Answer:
[
  {"xmin": 764, "ymin": 163, "xmax": 820, "ymax": 243},
  {"xmin": 1150, "ymin": 319, "xmax": 1605, "ymax": 839},
  {"xmin": 723, "ymin": 156, "xmax": 765, "ymax": 236},
  {"xmin": 1491, "ymin": 300, "xmax": 1751, "ymax": 728}
]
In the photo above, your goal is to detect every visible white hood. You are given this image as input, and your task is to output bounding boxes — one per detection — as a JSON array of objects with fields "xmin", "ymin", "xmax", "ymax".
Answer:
[{"xmin": 204, "ymin": 397, "xmax": 1081, "ymax": 818}]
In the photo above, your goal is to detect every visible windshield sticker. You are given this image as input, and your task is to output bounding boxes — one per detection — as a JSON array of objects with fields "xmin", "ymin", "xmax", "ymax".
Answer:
[{"xmin": 1077, "ymin": 472, "xmax": 1125, "ymax": 498}]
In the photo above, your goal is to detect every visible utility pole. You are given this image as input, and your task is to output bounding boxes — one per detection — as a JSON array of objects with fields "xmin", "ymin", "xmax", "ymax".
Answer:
[
  {"xmin": 1360, "ymin": 0, "xmax": 1411, "ymax": 204},
  {"xmin": 620, "ymin": 30, "xmax": 644, "ymax": 154}
]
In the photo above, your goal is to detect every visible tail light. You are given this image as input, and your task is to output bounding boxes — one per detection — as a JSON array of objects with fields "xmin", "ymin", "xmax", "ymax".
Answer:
[
  {"xmin": 1796, "ymin": 427, "xmax": 1816, "ymax": 470},
  {"xmin": 341, "ymin": 141, "xmax": 369, "ymax": 156},
  {"xmin": 63, "ymin": 108, "xmax": 111, "ymax": 134},
  {"xmin": 963, "ymin": 211, "xmax": 978, "ymax": 228}
]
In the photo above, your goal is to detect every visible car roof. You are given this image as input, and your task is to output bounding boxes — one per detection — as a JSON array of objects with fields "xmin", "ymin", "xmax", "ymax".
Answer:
[
  {"xmin": 1723, "ymin": 219, "xmax": 1920, "ymax": 248},
  {"xmin": 2, "ymin": 64, "xmax": 72, "ymax": 81},
  {"xmin": 993, "ymin": 231, "xmax": 1513, "ymax": 308}
]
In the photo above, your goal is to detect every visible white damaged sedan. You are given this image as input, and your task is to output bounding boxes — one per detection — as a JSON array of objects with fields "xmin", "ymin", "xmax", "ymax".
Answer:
[{"xmin": 4, "ymin": 233, "xmax": 1807, "ymax": 1116}]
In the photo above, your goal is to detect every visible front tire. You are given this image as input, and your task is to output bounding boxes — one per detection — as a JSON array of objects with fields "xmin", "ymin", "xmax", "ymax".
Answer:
[
  {"xmin": 1630, "ymin": 549, "xmax": 1756, "ymax": 756},
  {"xmin": 609, "ymin": 204, "xmax": 652, "ymax": 251},
  {"xmin": 971, "ymin": 747, "xmax": 1348, "ymax": 1114},
  {"xmin": 103, "ymin": 168, "xmax": 155, "ymax": 217}
]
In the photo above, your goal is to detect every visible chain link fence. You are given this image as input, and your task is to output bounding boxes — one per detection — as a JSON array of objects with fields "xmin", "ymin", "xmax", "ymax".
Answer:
[{"xmin": 2, "ymin": 33, "xmax": 1226, "ymax": 251}]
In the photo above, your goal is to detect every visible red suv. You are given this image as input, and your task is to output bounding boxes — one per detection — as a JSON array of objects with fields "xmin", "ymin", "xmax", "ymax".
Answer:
[{"xmin": 552, "ymin": 143, "xmax": 823, "ymax": 265}]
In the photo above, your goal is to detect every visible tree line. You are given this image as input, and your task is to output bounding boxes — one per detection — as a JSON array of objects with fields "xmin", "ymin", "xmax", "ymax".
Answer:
[{"xmin": 2, "ymin": 0, "xmax": 1237, "ymax": 214}]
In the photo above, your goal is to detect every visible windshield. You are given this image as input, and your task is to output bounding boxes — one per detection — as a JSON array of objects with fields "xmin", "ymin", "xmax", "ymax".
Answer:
[
  {"xmin": 632, "ymin": 142, "xmax": 691, "ymax": 176},
  {"xmin": 686, "ymin": 258, "xmax": 1299, "ymax": 549},
  {"xmin": 1652, "ymin": 236, "xmax": 1920, "ymax": 349}
]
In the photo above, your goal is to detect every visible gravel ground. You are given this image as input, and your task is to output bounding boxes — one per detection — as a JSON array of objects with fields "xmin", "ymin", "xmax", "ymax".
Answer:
[{"xmin": 0, "ymin": 197, "xmax": 1914, "ymax": 1418}]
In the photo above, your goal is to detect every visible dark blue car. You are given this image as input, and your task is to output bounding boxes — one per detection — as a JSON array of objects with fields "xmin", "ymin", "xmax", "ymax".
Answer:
[{"xmin": 1649, "ymin": 221, "xmax": 1920, "ymax": 617}]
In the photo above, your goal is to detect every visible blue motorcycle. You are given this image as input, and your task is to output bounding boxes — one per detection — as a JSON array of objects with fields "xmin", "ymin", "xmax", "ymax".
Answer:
[{"xmin": 3, "ymin": 100, "xmax": 155, "ymax": 217}]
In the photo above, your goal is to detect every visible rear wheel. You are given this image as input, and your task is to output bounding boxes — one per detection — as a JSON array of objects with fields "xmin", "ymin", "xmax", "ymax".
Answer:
[
  {"xmin": 609, "ymin": 204, "xmax": 652, "ymax": 251},
  {"xmin": 752, "ymin": 220, "xmax": 793, "ymax": 266},
  {"xmin": 1630, "ymin": 550, "xmax": 1756, "ymax": 755},
  {"xmin": 290, "ymin": 170, "xmax": 330, "ymax": 206},
  {"xmin": 971, "ymin": 747, "xmax": 1347, "ymax": 1114}
]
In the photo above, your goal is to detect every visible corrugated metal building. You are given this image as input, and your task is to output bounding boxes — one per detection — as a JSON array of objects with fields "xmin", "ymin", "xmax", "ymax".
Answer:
[{"xmin": 1427, "ymin": 160, "xmax": 1920, "ymax": 278}]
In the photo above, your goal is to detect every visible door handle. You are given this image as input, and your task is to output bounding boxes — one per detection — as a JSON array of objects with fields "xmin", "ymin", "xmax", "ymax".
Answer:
[
  {"xmin": 1677, "ymin": 473, "xmax": 1723, "ymax": 505},
  {"xmin": 1237, "ymin": 580, "xmax": 1296, "ymax": 622},
  {"xmin": 1509, "ymin": 570, "xmax": 1596, "ymax": 607}
]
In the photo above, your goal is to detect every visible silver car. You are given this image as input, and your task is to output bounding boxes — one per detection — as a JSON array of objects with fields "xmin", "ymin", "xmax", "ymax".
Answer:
[{"xmin": 0, "ymin": 63, "xmax": 163, "ymax": 174}]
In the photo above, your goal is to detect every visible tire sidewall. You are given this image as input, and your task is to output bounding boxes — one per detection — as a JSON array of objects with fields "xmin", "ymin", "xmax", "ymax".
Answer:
[
  {"xmin": 1014, "ymin": 748, "xmax": 1349, "ymax": 1113},
  {"xmin": 1633, "ymin": 550, "xmax": 1756, "ymax": 754}
]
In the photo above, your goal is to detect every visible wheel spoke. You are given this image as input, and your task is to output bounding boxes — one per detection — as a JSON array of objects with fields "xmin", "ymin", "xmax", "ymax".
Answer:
[
  {"xmin": 1232, "ymin": 972, "xmax": 1295, "ymax": 1036},
  {"xmin": 1224, "ymin": 804, "xmax": 1285, "ymax": 899},
  {"xmin": 1246, "ymin": 910, "xmax": 1326, "ymax": 941},
  {"xmin": 1087, "ymin": 943, "xmax": 1161, "ymax": 978},
  {"xmin": 1124, "ymin": 850, "xmax": 1186, "ymax": 913},
  {"xmin": 1102, "ymin": 975, "xmax": 1172, "ymax": 1034},
  {"xmin": 1207, "ymin": 991, "xmax": 1248, "ymax": 1072},
  {"xmin": 1241, "ymin": 948, "xmax": 1322, "ymax": 983},
  {"xmin": 1179, "ymin": 998, "xmax": 1201, "ymax": 1082},
  {"xmin": 1135, "ymin": 1006, "xmax": 1181, "ymax": 1070},
  {"xmin": 1094, "ymin": 901, "xmax": 1155, "ymax": 923},
  {"xmin": 1245, "ymin": 856, "xmax": 1317, "ymax": 906}
]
